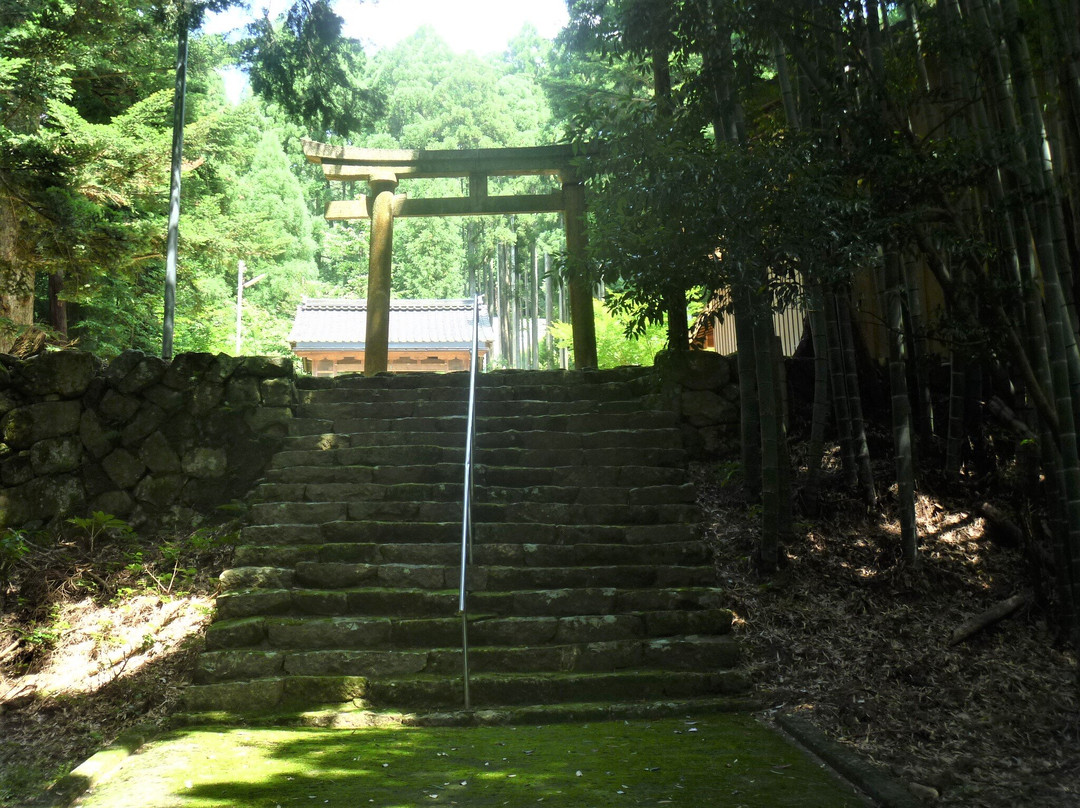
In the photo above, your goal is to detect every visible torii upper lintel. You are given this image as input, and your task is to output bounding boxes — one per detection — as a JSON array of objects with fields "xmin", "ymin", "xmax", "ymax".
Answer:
[{"xmin": 302, "ymin": 139, "xmax": 598, "ymax": 375}]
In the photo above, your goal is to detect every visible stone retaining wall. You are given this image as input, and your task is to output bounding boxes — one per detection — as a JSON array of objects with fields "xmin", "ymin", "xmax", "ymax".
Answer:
[
  {"xmin": 654, "ymin": 349, "xmax": 741, "ymax": 460},
  {"xmin": 0, "ymin": 350, "xmax": 297, "ymax": 531},
  {"xmin": 0, "ymin": 348, "xmax": 739, "ymax": 531}
]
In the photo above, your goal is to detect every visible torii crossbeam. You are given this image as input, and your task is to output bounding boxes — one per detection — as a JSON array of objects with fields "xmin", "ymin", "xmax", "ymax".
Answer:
[{"xmin": 302, "ymin": 139, "xmax": 598, "ymax": 375}]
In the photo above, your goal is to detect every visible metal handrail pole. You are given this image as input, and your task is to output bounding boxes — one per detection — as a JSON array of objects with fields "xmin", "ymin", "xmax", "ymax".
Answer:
[{"xmin": 459, "ymin": 294, "xmax": 481, "ymax": 710}]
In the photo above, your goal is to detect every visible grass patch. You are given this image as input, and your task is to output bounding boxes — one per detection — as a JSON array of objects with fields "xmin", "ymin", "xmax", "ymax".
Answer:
[{"xmin": 75, "ymin": 715, "xmax": 866, "ymax": 807}]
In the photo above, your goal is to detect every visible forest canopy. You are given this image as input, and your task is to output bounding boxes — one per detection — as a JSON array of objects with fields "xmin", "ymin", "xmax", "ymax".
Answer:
[{"xmin": 0, "ymin": 0, "xmax": 567, "ymax": 359}]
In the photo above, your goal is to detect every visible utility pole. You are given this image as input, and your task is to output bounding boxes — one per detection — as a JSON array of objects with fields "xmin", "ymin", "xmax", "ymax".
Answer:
[
  {"xmin": 162, "ymin": 9, "xmax": 188, "ymax": 361},
  {"xmin": 235, "ymin": 260, "xmax": 267, "ymax": 355}
]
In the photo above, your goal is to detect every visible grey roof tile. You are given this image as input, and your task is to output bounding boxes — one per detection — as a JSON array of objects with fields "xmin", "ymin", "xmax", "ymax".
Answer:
[{"xmin": 288, "ymin": 298, "xmax": 494, "ymax": 351}]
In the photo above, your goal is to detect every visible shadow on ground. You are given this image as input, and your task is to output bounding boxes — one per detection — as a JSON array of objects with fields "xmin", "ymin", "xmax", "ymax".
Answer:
[{"xmin": 73, "ymin": 715, "xmax": 868, "ymax": 807}]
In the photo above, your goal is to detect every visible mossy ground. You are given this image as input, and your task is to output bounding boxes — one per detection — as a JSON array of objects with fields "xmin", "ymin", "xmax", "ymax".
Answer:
[{"xmin": 74, "ymin": 715, "xmax": 867, "ymax": 807}]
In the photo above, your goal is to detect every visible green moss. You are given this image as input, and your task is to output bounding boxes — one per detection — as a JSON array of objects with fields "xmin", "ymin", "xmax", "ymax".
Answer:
[{"xmin": 76, "ymin": 716, "xmax": 866, "ymax": 807}]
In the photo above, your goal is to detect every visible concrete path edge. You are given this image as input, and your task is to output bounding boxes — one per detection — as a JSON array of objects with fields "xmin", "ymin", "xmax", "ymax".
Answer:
[
  {"xmin": 45, "ymin": 730, "xmax": 149, "ymax": 808},
  {"xmin": 777, "ymin": 713, "xmax": 923, "ymax": 808}
]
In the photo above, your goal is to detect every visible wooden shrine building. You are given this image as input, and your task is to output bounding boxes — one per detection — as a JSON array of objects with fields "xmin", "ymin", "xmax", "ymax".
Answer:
[
  {"xmin": 301, "ymin": 139, "xmax": 597, "ymax": 375},
  {"xmin": 288, "ymin": 297, "xmax": 495, "ymax": 376}
]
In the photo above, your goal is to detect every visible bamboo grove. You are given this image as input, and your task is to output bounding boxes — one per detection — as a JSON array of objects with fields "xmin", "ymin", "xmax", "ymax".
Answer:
[{"xmin": 558, "ymin": 0, "xmax": 1080, "ymax": 641}]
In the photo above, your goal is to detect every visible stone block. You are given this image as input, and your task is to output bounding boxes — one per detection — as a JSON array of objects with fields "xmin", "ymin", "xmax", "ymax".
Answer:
[
  {"xmin": 210, "ymin": 354, "xmax": 241, "ymax": 381},
  {"xmin": 120, "ymin": 402, "xmax": 165, "ymax": 446},
  {"xmin": 244, "ymin": 407, "xmax": 292, "ymax": 435},
  {"xmin": 139, "ymin": 431, "xmax": 181, "ymax": 473},
  {"xmin": 162, "ymin": 352, "xmax": 215, "ymax": 390},
  {"xmin": 99, "ymin": 389, "xmax": 140, "ymax": 424},
  {"xmin": 1, "ymin": 452, "xmax": 33, "ymax": 486},
  {"xmin": 103, "ymin": 350, "xmax": 145, "ymax": 391},
  {"xmin": 133, "ymin": 474, "xmax": 184, "ymax": 508},
  {"xmin": 82, "ymin": 462, "xmax": 114, "ymax": 498},
  {"xmin": 259, "ymin": 378, "xmax": 297, "ymax": 407},
  {"xmin": 30, "ymin": 436, "xmax": 82, "ymax": 475},
  {"xmin": 23, "ymin": 474, "xmax": 85, "ymax": 522},
  {"xmin": 89, "ymin": 490, "xmax": 134, "ymax": 518},
  {"xmin": 180, "ymin": 478, "xmax": 229, "ymax": 508},
  {"xmin": 2, "ymin": 400, "xmax": 82, "ymax": 448},
  {"xmin": 681, "ymin": 389, "xmax": 725, "ymax": 427},
  {"xmin": 655, "ymin": 349, "xmax": 732, "ymax": 391},
  {"xmin": 15, "ymin": 351, "xmax": 99, "ymax": 398},
  {"xmin": 184, "ymin": 679, "xmax": 283, "ymax": 713},
  {"xmin": 142, "ymin": 383, "xmax": 184, "ymax": 413},
  {"xmin": 79, "ymin": 409, "xmax": 114, "ymax": 460},
  {"xmin": 225, "ymin": 377, "xmax": 261, "ymax": 408},
  {"xmin": 195, "ymin": 650, "xmax": 285, "ymax": 684},
  {"xmin": 182, "ymin": 447, "xmax": 227, "ymax": 479},
  {"xmin": 0, "ymin": 390, "xmax": 19, "ymax": 420},
  {"xmin": 116, "ymin": 353, "xmax": 166, "ymax": 394},
  {"xmin": 191, "ymin": 380, "xmax": 224, "ymax": 416},
  {"xmin": 102, "ymin": 447, "xmax": 146, "ymax": 489},
  {"xmin": 0, "ymin": 487, "xmax": 30, "ymax": 527},
  {"xmin": 240, "ymin": 356, "xmax": 293, "ymax": 378}
]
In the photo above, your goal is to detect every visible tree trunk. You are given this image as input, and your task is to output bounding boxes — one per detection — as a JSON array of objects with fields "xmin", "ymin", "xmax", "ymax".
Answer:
[
  {"xmin": 824, "ymin": 287, "xmax": 858, "ymax": 488},
  {"xmin": 753, "ymin": 291, "xmax": 787, "ymax": 571},
  {"xmin": 49, "ymin": 270, "xmax": 67, "ymax": 338},
  {"xmin": 804, "ymin": 284, "xmax": 831, "ymax": 513},
  {"xmin": 733, "ymin": 289, "xmax": 762, "ymax": 503},
  {"xmin": 0, "ymin": 196, "xmax": 34, "ymax": 352},
  {"xmin": 838, "ymin": 291, "xmax": 877, "ymax": 509},
  {"xmin": 885, "ymin": 250, "xmax": 919, "ymax": 563},
  {"xmin": 943, "ymin": 349, "xmax": 966, "ymax": 475}
]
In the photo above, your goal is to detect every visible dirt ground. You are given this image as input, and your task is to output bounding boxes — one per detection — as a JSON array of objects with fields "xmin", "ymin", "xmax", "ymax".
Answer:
[
  {"xmin": 694, "ymin": 461, "xmax": 1079, "ymax": 808},
  {"xmin": 0, "ymin": 463, "xmax": 1077, "ymax": 807}
]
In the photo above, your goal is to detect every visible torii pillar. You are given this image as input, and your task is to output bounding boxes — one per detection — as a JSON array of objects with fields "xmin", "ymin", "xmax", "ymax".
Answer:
[
  {"xmin": 365, "ymin": 171, "xmax": 398, "ymax": 375},
  {"xmin": 301, "ymin": 139, "xmax": 599, "ymax": 374},
  {"xmin": 561, "ymin": 170, "xmax": 597, "ymax": 370}
]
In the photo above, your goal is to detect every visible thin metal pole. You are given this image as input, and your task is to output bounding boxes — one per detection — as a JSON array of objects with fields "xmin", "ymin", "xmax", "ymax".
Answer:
[
  {"xmin": 162, "ymin": 15, "xmax": 188, "ymax": 361},
  {"xmin": 235, "ymin": 260, "xmax": 245, "ymax": 355},
  {"xmin": 459, "ymin": 294, "xmax": 481, "ymax": 709}
]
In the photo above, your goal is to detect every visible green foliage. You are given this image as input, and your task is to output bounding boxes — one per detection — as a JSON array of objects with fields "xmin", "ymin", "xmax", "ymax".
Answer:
[
  {"xmin": 67, "ymin": 512, "xmax": 134, "ymax": 551},
  {"xmin": 240, "ymin": 0, "xmax": 382, "ymax": 138},
  {"xmin": 0, "ymin": 529, "xmax": 31, "ymax": 589},
  {"xmin": 3, "ymin": 3, "xmax": 566, "ymax": 357},
  {"xmin": 549, "ymin": 302, "xmax": 666, "ymax": 368},
  {"xmin": 19, "ymin": 605, "xmax": 70, "ymax": 650},
  {"xmin": 120, "ymin": 524, "xmax": 237, "ymax": 597}
]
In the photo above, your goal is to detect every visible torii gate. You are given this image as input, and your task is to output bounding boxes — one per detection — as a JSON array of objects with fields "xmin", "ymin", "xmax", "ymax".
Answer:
[{"xmin": 301, "ymin": 139, "xmax": 598, "ymax": 375}]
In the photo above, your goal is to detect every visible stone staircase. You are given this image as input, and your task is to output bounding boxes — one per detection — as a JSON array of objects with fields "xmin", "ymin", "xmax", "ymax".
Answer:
[{"xmin": 184, "ymin": 367, "xmax": 746, "ymax": 723}]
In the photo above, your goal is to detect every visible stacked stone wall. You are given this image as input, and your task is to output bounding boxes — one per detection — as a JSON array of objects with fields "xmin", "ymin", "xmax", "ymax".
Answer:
[
  {"xmin": 654, "ymin": 350, "xmax": 741, "ymax": 460},
  {"xmin": 0, "ymin": 350, "xmax": 297, "ymax": 531}
]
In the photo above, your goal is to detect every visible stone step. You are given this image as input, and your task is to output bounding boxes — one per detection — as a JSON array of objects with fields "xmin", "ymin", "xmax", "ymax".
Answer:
[
  {"xmin": 298, "ymin": 384, "xmax": 660, "ymax": 406},
  {"xmin": 298, "ymin": 397, "xmax": 665, "ymax": 422},
  {"xmin": 216, "ymin": 575, "xmax": 721, "ymax": 617},
  {"xmin": 366, "ymin": 669, "xmax": 746, "ymax": 709},
  {"xmin": 184, "ymin": 668, "xmax": 746, "ymax": 713},
  {"xmin": 248, "ymin": 500, "xmax": 700, "ymax": 527},
  {"xmin": 296, "ymin": 367, "xmax": 652, "ymax": 392},
  {"xmin": 280, "ymin": 427, "xmax": 682, "ymax": 452},
  {"xmin": 297, "ymin": 378, "xmax": 657, "ymax": 404},
  {"xmin": 270, "ymin": 445, "xmax": 687, "ymax": 472},
  {"xmin": 262, "ymin": 463, "xmax": 689, "ymax": 488},
  {"xmin": 298, "ymin": 410, "xmax": 680, "ymax": 437},
  {"xmin": 304, "ymin": 561, "xmax": 715, "ymax": 592},
  {"xmin": 250, "ymin": 482, "xmax": 696, "ymax": 507},
  {"xmin": 239, "ymin": 521, "xmax": 700, "ymax": 547},
  {"xmin": 204, "ymin": 609, "xmax": 734, "ymax": 652},
  {"xmin": 216, "ymin": 585, "xmax": 726, "ymax": 623},
  {"xmin": 232, "ymin": 539, "xmax": 711, "ymax": 568},
  {"xmin": 194, "ymin": 635, "xmax": 739, "ymax": 685}
]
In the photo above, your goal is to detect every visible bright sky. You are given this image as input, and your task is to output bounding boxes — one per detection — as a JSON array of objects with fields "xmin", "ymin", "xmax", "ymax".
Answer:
[{"xmin": 205, "ymin": 0, "xmax": 569, "ymax": 55}]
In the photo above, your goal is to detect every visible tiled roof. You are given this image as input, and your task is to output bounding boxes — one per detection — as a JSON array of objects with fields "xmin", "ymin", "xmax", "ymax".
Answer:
[{"xmin": 288, "ymin": 298, "xmax": 494, "ymax": 351}]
